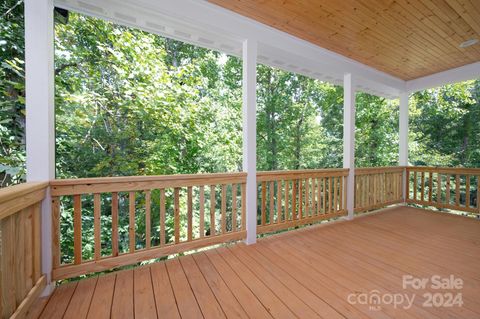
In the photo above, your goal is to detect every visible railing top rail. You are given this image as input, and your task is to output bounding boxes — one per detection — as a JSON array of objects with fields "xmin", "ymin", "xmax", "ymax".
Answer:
[
  {"xmin": 0, "ymin": 182, "xmax": 48, "ymax": 204},
  {"xmin": 0, "ymin": 182, "xmax": 48, "ymax": 220},
  {"xmin": 50, "ymin": 172, "xmax": 247, "ymax": 186},
  {"xmin": 257, "ymin": 168, "xmax": 348, "ymax": 182},
  {"xmin": 355, "ymin": 166, "xmax": 406, "ymax": 175},
  {"xmin": 51, "ymin": 172, "xmax": 247, "ymax": 196},
  {"xmin": 407, "ymin": 166, "xmax": 480, "ymax": 174}
]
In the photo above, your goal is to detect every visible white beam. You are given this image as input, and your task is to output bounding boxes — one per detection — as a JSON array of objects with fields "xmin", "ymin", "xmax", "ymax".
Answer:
[
  {"xmin": 25, "ymin": 0, "xmax": 55, "ymax": 294},
  {"xmin": 343, "ymin": 73, "xmax": 355, "ymax": 220},
  {"xmin": 406, "ymin": 62, "xmax": 480, "ymax": 93},
  {"xmin": 242, "ymin": 39, "xmax": 257, "ymax": 245},
  {"xmin": 399, "ymin": 92, "xmax": 409, "ymax": 166},
  {"xmin": 399, "ymin": 92, "xmax": 409, "ymax": 201}
]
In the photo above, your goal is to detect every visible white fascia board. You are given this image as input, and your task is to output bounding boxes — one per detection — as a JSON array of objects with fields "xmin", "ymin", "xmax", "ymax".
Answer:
[
  {"xmin": 54, "ymin": 0, "xmax": 406, "ymax": 98},
  {"xmin": 406, "ymin": 62, "xmax": 480, "ymax": 93}
]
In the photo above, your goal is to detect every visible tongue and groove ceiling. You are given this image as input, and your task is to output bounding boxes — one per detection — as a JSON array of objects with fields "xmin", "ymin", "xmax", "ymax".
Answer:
[{"xmin": 207, "ymin": 0, "xmax": 480, "ymax": 80}]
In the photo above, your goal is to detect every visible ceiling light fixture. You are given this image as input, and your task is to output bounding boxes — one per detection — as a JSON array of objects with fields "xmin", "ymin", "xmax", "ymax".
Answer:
[{"xmin": 459, "ymin": 39, "xmax": 479, "ymax": 48}]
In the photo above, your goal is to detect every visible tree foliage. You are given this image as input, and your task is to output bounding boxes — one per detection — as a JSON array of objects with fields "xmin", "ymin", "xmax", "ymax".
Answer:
[
  {"xmin": 409, "ymin": 81, "xmax": 480, "ymax": 167},
  {"xmin": 0, "ymin": 0, "xmax": 25, "ymax": 186}
]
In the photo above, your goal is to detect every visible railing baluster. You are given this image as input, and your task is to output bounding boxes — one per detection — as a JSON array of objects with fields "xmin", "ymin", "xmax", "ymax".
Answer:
[
  {"xmin": 285, "ymin": 180, "xmax": 290, "ymax": 220},
  {"xmin": 413, "ymin": 171, "xmax": 417, "ymax": 201},
  {"xmin": 94, "ymin": 193, "xmax": 101, "ymax": 260},
  {"xmin": 160, "ymin": 189, "xmax": 166, "ymax": 245},
  {"xmin": 428, "ymin": 172, "xmax": 433, "ymax": 203},
  {"xmin": 322, "ymin": 178, "xmax": 326, "ymax": 214},
  {"xmin": 129, "ymin": 192, "xmax": 136, "ymax": 252},
  {"xmin": 405, "ymin": 169, "xmax": 410, "ymax": 201},
  {"xmin": 446, "ymin": 174, "xmax": 451, "ymax": 205},
  {"xmin": 299, "ymin": 179, "xmax": 303, "ymax": 219},
  {"xmin": 199, "ymin": 186, "xmax": 205, "ymax": 237},
  {"xmin": 15, "ymin": 209, "xmax": 26, "ymax": 305},
  {"xmin": 305, "ymin": 178, "xmax": 310, "ymax": 217},
  {"xmin": 174, "ymin": 188, "xmax": 180, "ymax": 244},
  {"xmin": 277, "ymin": 180, "xmax": 282, "ymax": 223},
  {"xmin": 74, "ymin": 194, "xmax": 82, "ymax": 264},
  {"xmin": 232, "ymin": 184, "xmax": 237, "ymax": 232},
  {"xmin": 52, "ymin": 197, "xmax": 60, "ymax": 268},
  {"xmin": 477, "ymin": 176, "xmax": 480, "ymax": 214},
  {"xmin": 261, "ymin": 181, "xmax": 267, "ymax": 225},
  {"xmin": 241, "ymin": 183, "xmax": 246, "ymax": 231},
  {"xmin": 112, "ymin": 192, "xmax": 119, "ymax": 256},
  {"xmin": 269, "ymin": 181, "xmax": 274, "ymax": 224},
  {"xmin": 145, "ymin": 190, "xmax": 151, "ymax": 249},
  {"xmin": 327, "ymin": 177, "xmax": 332, "ymax": 213},
  {"xmin": 209, "ymin": 185, "xmax": 216, "ymax": 236},
  {"xmin": 312, "ymin": 178, "xmax": 316, "ymax": 215},
  {"xmin": 221, "ymin": 185, "xmax": 227, "ymax": 234},
  {"xmin": 33, "ymin": 202, "xmax": 42, "ymax": 281},
  {"xmin": 339, "ymin": 176, "xmax": 344, "ymax": 211},
  {"xmin": 466, "ymin": 175, "xmax": 470, "ymax": 208},
  {"xmin": 188, "ymin": 186, "xmax": 193, "ymax": 240},
  {"xmin": 333, "ymin": 177, "xmax": 338, "ymax": 212},
  {"xmin": 1, "ymin": 215, "xmax": 15, "ymax": 315},
  {"xmin": 364, "ymin": 175, "xmax": 369, "ymax": 207},
  {"xmin": 437, "ymin": 173, "xmax": 441, "ymax": 205},
  {"xmin": 292, "ymin": 180, "xmax": 297, "ymax": 220},
  {"xmin": 455, "ymin": 175, "xmax": 460, "ymax": 206},
  {"xmin": 420, "ymin": 172, "xmax": 425, "ymax": 202}
]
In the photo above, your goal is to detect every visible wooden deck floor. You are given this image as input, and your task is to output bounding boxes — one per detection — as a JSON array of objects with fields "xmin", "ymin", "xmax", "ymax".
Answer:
[{"xmin": 28, "ymin": 206, "xmax": 480, "ymax": 319}]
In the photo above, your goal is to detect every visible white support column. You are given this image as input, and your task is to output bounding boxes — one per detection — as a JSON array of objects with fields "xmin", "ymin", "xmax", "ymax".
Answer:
[
  {"xmin": 242, "ymin": 39, "xmax": 257, "ymax": 245},
  {"xmin": 25, "ymin": 0, "xmax": 55, "ymax": 294},
  {"xmin": 343, "ymin": 73, "xmax": 355, "ymax": 220},
  {"xmin": 399, "ymin": 92, "xmax": 409, "ymax": 201}
]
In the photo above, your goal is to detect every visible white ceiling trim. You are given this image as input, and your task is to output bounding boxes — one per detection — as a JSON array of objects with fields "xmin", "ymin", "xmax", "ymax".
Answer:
[{"xmin": 406, "ymin": 62, "xmax": 480, "ymax": 93}]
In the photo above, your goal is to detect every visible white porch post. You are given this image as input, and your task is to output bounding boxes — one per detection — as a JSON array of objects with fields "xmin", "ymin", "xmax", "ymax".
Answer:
[
  {"xmin": 25, "ymin": 0, "xmax": 55, "ymax": 294},
  {"xmin": 343, "ymin": 73, "xmax": 355, "ymax": 220},
  {"xmin": 242, "ymin": 39, "xmax": 257, "ymax": 245},
  {"xmin": 399, "ymin": 92, "xmax": 409, "ymax": 201}
]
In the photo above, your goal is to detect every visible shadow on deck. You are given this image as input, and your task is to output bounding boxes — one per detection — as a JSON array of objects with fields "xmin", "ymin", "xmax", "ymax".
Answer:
[{"xmin": 28, "ymin": 206, "xmax": 480, "ymax": 319}]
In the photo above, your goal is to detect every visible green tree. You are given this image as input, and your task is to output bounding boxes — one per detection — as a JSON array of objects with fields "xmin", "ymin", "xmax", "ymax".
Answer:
[
  {"xmin": 409, "ymin": 80, "xmax": 480, "ymax": 167},
  {"xmin": 0, "ymin": 0, "xmax": 25, "ymax": 187}
]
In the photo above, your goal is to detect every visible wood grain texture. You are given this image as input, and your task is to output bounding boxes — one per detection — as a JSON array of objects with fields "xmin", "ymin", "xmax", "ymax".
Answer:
[
  {"xmin": 33, "ymin": 206, "xmax": 480, "ymax": 319},
  {"xmin": 354, "ymin": 168, "xmax": 404, "ymax": 213},
  {"xmin": 407, "ymin": 167, "xmax": 480, "ymax": 214},
  {"xmin": 208, "ymin": 0, "xmax": 480, "ymax": 80}
]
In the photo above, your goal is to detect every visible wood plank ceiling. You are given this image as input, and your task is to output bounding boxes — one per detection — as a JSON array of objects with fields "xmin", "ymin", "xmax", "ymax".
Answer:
[{"xmin": 208, "ymin": 0, "xmax": 480, "ymax": 80}]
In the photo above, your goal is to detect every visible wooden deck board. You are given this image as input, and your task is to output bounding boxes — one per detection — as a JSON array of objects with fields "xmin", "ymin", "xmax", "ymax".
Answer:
[
  {"xmin": 111, "ymin": 269, "xmax": 134, "ymax": 319},
  {"xmin": 34, "ymin": 206, "xmax": 480, "ymax": 318}
]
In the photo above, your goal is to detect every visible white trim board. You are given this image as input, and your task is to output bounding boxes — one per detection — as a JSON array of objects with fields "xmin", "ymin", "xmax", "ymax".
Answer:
[{"xmin": 406, "ymin": 62, "xmax": 480, "ymax": 93}]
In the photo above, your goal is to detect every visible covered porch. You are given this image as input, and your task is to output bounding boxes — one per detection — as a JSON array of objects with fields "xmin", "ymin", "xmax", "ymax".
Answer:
[
  {"xmin": 1, "ymin": 0, "xmax": 480, "ymax": 318},
  {"xmin": 30, "ymin": 206, "xmax": 480, "ymax": 318}
]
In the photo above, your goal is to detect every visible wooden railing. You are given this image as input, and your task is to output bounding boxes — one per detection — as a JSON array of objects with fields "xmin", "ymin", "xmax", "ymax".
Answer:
[
  {"xmin": 406, "ymin": 167, "xmax": 480, "ymax": 214},
  {"xmin": 256, "ymin": 169, "xmax": 349, "ymax": 234},
  {"xmin": 0, "ymin": 182, "xmax": 47, "ymax": 319},
  {"xmin": 354, "ymin": 167, "xmax": 404, "ymax": 213},
  {"xmin": 50, "ymin": 173, "xmax": 247, "ymax": 280}
]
